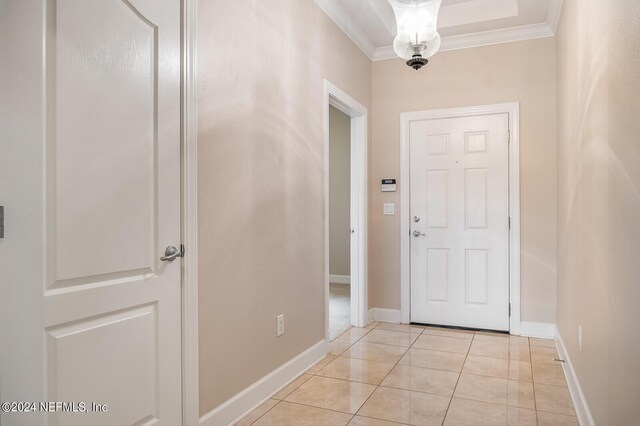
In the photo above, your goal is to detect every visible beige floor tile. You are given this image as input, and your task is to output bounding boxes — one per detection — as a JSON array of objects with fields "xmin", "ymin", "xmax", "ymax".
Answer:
[
  {"xmin": 336, "ymin": 327, "xmax": 372, "ymax": 343},
  {"xmin": 454, "ymin": 373, "xmax": 509, "ymax": 405},
  {"xmin": 533, "ymin": 362, "xmax": 568, "ymax": 387},
  {"xmin": 422, "ymin": 326, "xmax": 475, "ymax": 340},
  {"xmin": 375, "ymin": 322, "xmax": 425, "ymax": 334},
  {"xmin": 444, "ymin": 398, "xmax": 507, "ymax": 426},
  {"xmin": 285, "ymin": 376, "xmax": 376, "ymax": 414},
  {"xmin": 463, "ymin": 355, "xmax": 509, "ymax": 378},
  {"xmin": 317, "ymin": 356, "xmax": 395, "ymax": 385},
  {"xmin": 507, "ymin": 407, "xmax": 537, "ymax": 426},
  {"xmin": 509, "ymin": 344, "xmax": 531, "ymax": 362},
  {"xmin": 529, "ymin": 337, "xmax": 556, "ymax": 348},
  {"xmin": 252, "ymin": 401, "xmax": 352, "ymax": 425},
  {"xmin": 344, "ymin": 341, "xmax": 408, "ymax": 363},
  {"xmin": 508, "ymin": 360, "xmax": 533, "ymax": 382},
  {"xmin": 535, "ymin": 383, "xmax": 576, "ymax": 416},
  {"xmin": 474, "ymin": 331, "xmax": 511, "ymax": 343},
  {"xmin": 358, "ymin": 386, "xmax": 450, "ymax": 425},
  {"xmin": 361, "ymin": 329, "xmax": 420, "ymax": 347},
  {"xmin": 272, "ymin": 374, "xmax": 313, "ymax": 400},
  {"xmin": 381, "ymin": 364, "xmax": 459, "ymax": 396},
  {"xmin": 330, "ymin": 339, "xmax": 354, "ymax": 356},
  {"xmin": 413, "ymin": 334, "xmax": 472, "ymax": 354},
  {"xmin": 508, "ymin": 336, "xmax": 530, "ymax": 346},
  {"xmin": 507, "ymin": 380, "xmax": 536, "ymax": 409},
  {"xmin": 233, "ymin": 399, "xmax": 279, "ymax": 426},
  {"xmin": 399, "ymin": 348, "xmax": 466, "ymax": 372},
  {"xmin": 469, "ymin": 340, "xmax": 510, "ymax": 359},
  {"xmin": 366, "ymin": 321, "xmax": 381, "ymax": 329},
  {"xmin": 530, "ymin": 346, "xmax": 559, "ymax": 364},
  {"xmin": 306, "ymin": 354, "xmax": 337, "ymax": 374},
  {"xmin": 537, "ymin": 410, "xmax": 579, "ymax": 425}
]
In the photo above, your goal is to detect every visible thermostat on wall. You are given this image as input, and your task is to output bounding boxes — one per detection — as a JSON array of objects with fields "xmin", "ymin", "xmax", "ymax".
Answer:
[{"xmin": 381, "ymin": 179, "xmax": 397, "ymax": 192}]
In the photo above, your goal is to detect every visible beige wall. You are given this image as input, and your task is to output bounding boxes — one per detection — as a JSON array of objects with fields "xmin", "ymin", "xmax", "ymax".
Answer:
[
  {"xmin": 196, "ymin": 0, "xmax": 372, "ymax": 415},
  {"xmin": 556, "ymin": 0, "xmax": 640, "ymax": 423},
  {"xmin": 329, "ymin": 106, "xmax": 351, "ymax": 277},
  {"xmin": 371, "ymin": 38, "xmax": 558, "ymax": 323}
]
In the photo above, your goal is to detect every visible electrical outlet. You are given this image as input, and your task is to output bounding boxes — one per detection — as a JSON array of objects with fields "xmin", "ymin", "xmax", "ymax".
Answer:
[
  {"xmin": 277, "ymin": 314, "xmax": 285, "ymax": 337},
  {"xmin": 578, "ymin": 325, "xmax": 583, "ymax": 351}
]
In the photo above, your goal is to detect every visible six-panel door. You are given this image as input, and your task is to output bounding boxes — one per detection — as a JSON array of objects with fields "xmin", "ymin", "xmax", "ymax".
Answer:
[{"xmin": 410, "ymin": 114, "xmax": 510, "ymax": 331}]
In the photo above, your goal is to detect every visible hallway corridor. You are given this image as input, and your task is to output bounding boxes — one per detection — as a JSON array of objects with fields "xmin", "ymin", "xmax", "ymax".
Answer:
[{"xmin": 236, "ymin": 323, "xmax": 575, "ymax": 425}]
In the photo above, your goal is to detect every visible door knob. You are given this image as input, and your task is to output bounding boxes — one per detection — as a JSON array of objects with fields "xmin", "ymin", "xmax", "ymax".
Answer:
[
  {"xmin": 413, "ymin": 230, "xmax": 426, "ymax": 238},
  {"xmin": 160, "ymin": 245, "xmax": 183, "ymax": 262}
]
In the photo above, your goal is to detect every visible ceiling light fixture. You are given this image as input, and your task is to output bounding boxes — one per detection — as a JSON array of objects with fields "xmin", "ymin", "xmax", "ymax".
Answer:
[{"xmin": 388, "ymin": 0, "xmax": 442, "ymax": 70}]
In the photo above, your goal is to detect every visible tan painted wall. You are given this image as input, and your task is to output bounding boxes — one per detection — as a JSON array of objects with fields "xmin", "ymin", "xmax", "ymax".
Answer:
[
  {"xmin": 329, "ymin": 106, "xmax": 351, "ymax": 277},
  {"xmin": 196, "ymin": 0, "xmax": 372, "ymax": 415},
  {"xmin": 371, "ymin": 38, "xmax": 558, "ymax": 323},
  {"xmin": 556, "ymin": 0, "xmax": 640, "ymax": 423}
]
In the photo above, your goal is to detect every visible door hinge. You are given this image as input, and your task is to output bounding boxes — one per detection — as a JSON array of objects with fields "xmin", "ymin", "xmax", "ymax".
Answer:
[{"xmin": 509, "ymin": 303, "xmax": 512, "ymax": 317}]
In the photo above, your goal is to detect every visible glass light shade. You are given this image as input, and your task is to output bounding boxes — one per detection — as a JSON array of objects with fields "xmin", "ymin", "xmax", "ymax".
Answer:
[{"xmin": 389, "ymin": 0, "xmax": 442, "ymax": 60}]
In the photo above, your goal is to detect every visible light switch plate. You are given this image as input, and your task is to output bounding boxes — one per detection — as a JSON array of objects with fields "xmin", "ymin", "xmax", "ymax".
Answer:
[
  {"xmin": 276, "ymin": 314, "xmax": 285, "ymax": 337},
  {"xmin": 383, "ymin": 203, "xmax": 395, "ymax": 215}
]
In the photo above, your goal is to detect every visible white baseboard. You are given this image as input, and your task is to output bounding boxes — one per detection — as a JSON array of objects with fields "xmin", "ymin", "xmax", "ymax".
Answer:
[
  {"xmin": 519, "ymin": 321, "xmax": 556, "ymax": 339},
  {"xmin": 199, "ymin": 340, "xmax": 326, "ymax": 426},
  {"xmin": 555, "ymin": 328, "xmax": 595, "ymax": 426},
  {"xmin": 329, "ymin": 275, "xmax": 350, "ymax": 284},
  {"xmin": 368, "ymin": 308, "xmax": 402, "ymax": 324}
]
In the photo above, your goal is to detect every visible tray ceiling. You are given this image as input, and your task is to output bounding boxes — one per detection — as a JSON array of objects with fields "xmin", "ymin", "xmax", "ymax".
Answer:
[{"xmin": 314, "ymin": 0, "xmax": 563, "ymax": 60}]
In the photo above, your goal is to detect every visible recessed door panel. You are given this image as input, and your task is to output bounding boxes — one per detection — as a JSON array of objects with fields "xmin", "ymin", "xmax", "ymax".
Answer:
[
  {"xmin": 46, "ymin": 305, "xmax": 157, "ymax": 426},
  {"xmin": 53, "ymin": 0, "xmax": 158, "ymax": 286}
]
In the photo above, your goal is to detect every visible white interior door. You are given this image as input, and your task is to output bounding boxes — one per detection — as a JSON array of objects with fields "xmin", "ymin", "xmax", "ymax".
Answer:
[
  {"xmin": 41, "ymin": 0, "xmax": 182, "ymax": 424},
  {"xmin": 409, "ymin": 114, "xmax": 510, "ymax": 331}
]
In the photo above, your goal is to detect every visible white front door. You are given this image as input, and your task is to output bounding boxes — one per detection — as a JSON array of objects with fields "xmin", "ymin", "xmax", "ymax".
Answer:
[
  {"xmin": 409, "ymin": 114, "xmax": 510, "ymax": 331},
  {"xmin": 42, "ymin": 0, "xmax": 182, "ymax": 424}
]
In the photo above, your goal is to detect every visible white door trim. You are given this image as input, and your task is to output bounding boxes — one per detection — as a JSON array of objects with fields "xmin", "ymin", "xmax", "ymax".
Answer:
[
  {"xmin": 400, "ymin": 102, "xmax": 521, "ymax": 334},
  {"xmin": 182, "ymin": 0, "xmax": 199, "ymax": 424},
  {"xmin": 324, "ymin": 80, "xmax": 369, "ymax": 338}
]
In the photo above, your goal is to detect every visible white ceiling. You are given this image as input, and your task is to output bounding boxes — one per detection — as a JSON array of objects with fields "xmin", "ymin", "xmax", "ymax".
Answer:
[{"xmin": 314, "ymin": 0, "xmax": 563, "ymax": 60}]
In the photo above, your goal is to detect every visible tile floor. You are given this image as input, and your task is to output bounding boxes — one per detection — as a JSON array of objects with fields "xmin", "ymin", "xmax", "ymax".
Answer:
[
  {"xmin": 329, "ymin": 283, "xmax": 351, "ymax": 340},
  {"xmin": 235, "ymin": 322, "xmax": 578, "ymax": 425}
]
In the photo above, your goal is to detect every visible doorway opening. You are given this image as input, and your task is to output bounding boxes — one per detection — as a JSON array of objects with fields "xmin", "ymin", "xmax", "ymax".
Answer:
[
  {"xmin": 329, "ymin": 106, "xmax": 352, "ymax": 339},
  {"xmin": 324, "ymin": 80, "xmax": 368, "ymax": 344}
]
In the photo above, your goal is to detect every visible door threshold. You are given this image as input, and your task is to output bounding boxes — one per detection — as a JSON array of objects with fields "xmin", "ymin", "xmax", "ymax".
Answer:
[{"xmin": 411, "ymin": 323, "xmax": 510, "ymax": 335}]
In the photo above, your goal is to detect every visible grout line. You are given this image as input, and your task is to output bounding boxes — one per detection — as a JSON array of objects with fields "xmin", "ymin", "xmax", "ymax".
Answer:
[
  {"xmin": 245, "ymin": 398, "xmax": 281, "ymax": 426},
  {"xmin": 350, "ymin": 326, "xmax": 423, "ymax": 422},
  {"xmin": 442, "ymin": 329, "xmax": 473, "ymax": 423}
]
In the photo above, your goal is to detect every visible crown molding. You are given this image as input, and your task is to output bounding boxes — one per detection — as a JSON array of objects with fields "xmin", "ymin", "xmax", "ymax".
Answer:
[
  {"xmin": 373, "ymin": 22, "xmax": 554, "ymax": 60},
  {"xmin": 546, "ymin": 0, "xmax": 564, "ymax": 33},
  {"xmin": 317, "ymin": 0, "xmax": 564, "ymax": 63},
  {"xmin": 313, "ymin": 0, "xmax": 376, "ymax": 60}
]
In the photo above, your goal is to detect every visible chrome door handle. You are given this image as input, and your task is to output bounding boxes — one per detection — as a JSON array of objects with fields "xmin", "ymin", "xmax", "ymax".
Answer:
[
  {"xmin": 160, "ymin": 245, "xmax": 183, "ymax": 262},
  {"xmin": 413, "ymin": 230, "xmax": 426, "ymax": 238}
]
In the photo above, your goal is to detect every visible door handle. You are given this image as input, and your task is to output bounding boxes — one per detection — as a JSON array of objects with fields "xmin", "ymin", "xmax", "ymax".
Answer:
[
  {"xmin": 160, "ymin": 245, "xmax": 183, "ymax": 262},
  {"xmin": 413, "ymin": 230, "xmax": 426, "ymax": 238}
]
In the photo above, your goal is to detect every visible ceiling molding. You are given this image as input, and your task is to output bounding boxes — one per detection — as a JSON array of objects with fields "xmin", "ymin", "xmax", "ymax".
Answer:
[
  {"xmin": 546, "ymin": 0, "xmax": 564, "ymax": 33},
  {"xmin": 374, "ymin": 21, "xmax": 554, "ymax": 61},
  {"xmin": 317, "ymin": 0, "xmax": 563, "ymax": 63},
  {"xmin": 314, "ymin": 0, "xmax": 376, "ymax": 60}
]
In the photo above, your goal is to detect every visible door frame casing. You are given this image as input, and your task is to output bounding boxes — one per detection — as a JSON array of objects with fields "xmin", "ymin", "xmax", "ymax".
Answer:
[
  {"xmin": 182, "ymin": 0, "xmax": 199, "ymax": 424},
  {"xmin": 399, "ymin": 102, "xmax": 521, "ymax": 335},
  {"xmin": 323, "ymin": 80, "xmax": 369, "ymax": 341}
]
